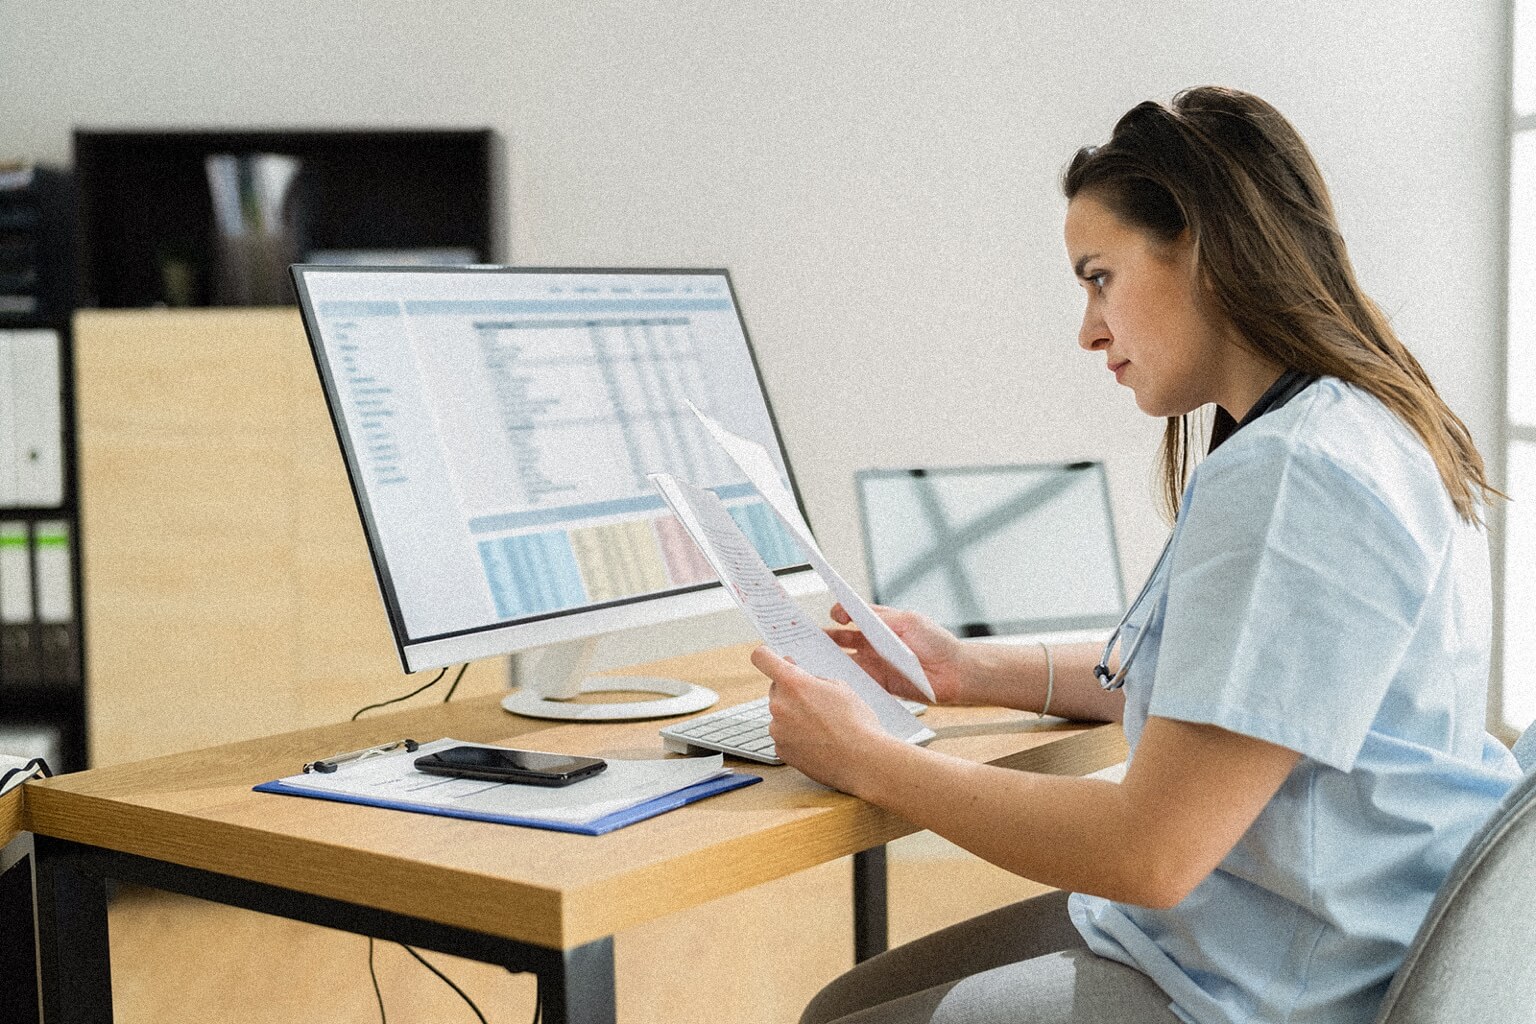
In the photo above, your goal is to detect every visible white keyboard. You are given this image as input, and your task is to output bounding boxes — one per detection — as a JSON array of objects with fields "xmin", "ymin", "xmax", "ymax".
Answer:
[{"xmin": 659, "ymin": 695, "xmax": 928, "ymax": 765}]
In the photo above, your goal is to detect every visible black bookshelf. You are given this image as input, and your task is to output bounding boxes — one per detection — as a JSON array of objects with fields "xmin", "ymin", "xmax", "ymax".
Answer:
[
  {"xmin": 16, "ymin": 129, "xmax": 494, "ymax": 772},
  {"xmin": 0, "ymin": 163, "xmax": 84, "ymax": 772},
  {"xmin": 74, "ymin": 128, "xmax": 498, "ymax": 308},
  {"xmin": 0, "ymin": 166, "xmax": 72, "ymax": 321}
]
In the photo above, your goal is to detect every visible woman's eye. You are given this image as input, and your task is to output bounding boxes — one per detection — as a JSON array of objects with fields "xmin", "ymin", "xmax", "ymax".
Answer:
[{"xmin": 1089, "ymin": 272, "xmax": 1107, "ymax": 289}]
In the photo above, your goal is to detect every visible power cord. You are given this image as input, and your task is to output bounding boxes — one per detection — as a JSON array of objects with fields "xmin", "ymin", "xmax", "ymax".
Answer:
[
  {"xmin": 367, "ymin": 937, "xmax": 387, "ymax": 1023},
  {"xmin": 362, "ymin": 939, "xmax": 537, "ymax": 1019},
  {"xmin": 351, "ymin": 667, "xmax": 448, "ymax": 721},
  {"xmin": 442, "ymin": 663, "xmax": 469, "ymax": 702},
  {"xmin": 400, "ymin": 944, "xmax": 490, "ymax": 1024},
  {"xmin": 354, "ymin": 662, "xmax": 514, "ymax": 1023},
  {"xmin": 349, "ymin": 663, "xmax": 470, "ymax": 721}
]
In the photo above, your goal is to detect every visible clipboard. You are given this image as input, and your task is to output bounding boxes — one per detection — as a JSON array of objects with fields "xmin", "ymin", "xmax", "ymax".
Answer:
[{"xmin": 254, "ymin": 738, "xmax": 761, "ymax": 836}]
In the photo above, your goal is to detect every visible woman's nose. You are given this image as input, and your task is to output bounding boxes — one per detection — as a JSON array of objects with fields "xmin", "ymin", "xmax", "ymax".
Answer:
[{"xmin": 1079, "ymin": 307, "xmax": 1110, "ymax": 351}]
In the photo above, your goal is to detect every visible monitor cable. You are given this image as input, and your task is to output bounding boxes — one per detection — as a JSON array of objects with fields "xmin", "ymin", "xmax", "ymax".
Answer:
[
  {"xmin": 364, "ymin": 936, "xmax": 511, "ymax": 1024},
  {"xmin": 353, "ymin": 661, "xmax": 490, "ymax": 1023},
  {"xmin": 367, "ymin": 937, "xmax": 387, "ymax": 1023},
  {"xmin": 362, "ymin": 939, "xmax": 537, "ymax": 1024},
  {"xmin": 442, "ymin": 663, "xmax": 469, "ymax": 702},
  {"xmin": 350, "ymin": 662, "xmax": 467, "ymax": 721},
  {"xmin": 400, "ymin": 944, "xmax": 491, "ymax": 1024}
]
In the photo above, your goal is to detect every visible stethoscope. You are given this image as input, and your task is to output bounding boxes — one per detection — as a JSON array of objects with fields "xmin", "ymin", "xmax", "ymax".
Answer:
[
  {"xmin": 1091, "ymin": 372, "xmax": 1319, "ymax": 691},
  {"xmin": 1093, "ymin": 533, "xmax": 1176, "ymax": 690}
]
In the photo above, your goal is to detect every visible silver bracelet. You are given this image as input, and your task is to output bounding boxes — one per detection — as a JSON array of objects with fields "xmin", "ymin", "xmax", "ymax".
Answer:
[{"xmin": 1037, "ymin": 641, "xmax": 1055, "ymax": 719}]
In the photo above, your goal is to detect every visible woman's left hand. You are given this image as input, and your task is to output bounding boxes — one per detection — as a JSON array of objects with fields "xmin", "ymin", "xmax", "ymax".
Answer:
[{"xmin": 750, "ymin": 645, "xmax": 890, "ymax": 793}]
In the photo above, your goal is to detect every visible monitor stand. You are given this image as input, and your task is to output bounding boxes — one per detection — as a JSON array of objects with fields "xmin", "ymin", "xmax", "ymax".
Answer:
[{"xmin": 500, "ymin": 636, "xmax": 719, "ymax": 721}]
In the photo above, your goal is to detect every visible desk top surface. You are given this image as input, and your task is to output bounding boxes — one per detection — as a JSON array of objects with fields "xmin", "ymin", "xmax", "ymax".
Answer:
[{"xmin": 24, "ymin": 644, "xmax": 1125, "ymax": 949}]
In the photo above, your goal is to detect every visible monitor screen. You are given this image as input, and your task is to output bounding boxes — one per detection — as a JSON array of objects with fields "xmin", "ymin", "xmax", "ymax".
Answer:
[
  {"xmin": 854, "ymin": 462, "xmax": 1126, "ymax": 638},
  {"xmin": 292, "ymin": 266, "xmax": 818, "ymax": 672}
]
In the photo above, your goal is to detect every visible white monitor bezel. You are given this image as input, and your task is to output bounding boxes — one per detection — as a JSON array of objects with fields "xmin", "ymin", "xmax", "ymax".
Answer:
[{"xmin": 291, "ymin": 265, "xmax": 823, "ymax": 674}]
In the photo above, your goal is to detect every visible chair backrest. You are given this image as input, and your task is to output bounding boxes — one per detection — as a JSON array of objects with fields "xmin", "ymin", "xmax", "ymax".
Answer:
[
  {"xmin": 1373, "ymin": 730, "xmax": 1536, "ymax": 1024},
  {"xmin": 1512, "ymin": 724, "xmax": 1536, "ymax": 773}
]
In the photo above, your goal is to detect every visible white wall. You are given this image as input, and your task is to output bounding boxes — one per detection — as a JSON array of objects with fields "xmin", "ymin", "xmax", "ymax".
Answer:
[{"xmin": 1, "ymin": 1, "xmax": 1511, "ymax": 667}]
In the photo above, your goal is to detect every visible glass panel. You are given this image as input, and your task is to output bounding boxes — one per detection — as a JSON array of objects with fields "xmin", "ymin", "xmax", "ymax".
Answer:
[
  {"xmin": 1520, "ymin": 0, "xmax": 1536, "ymax": 116},
  {"xmin": 1503, "ymin": 439, "xmax": 1536, "ymax": 732},
  {"xmin": 1510, "ymin": 131, "xmax": 1536, "ymax": 427}
]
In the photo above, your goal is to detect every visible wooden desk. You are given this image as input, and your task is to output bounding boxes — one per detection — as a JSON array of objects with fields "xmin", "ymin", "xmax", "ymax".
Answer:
[
  {"xmin": 1, "ymin": 786, "xmax": 40, "ymax": 1024},
  {"xmin": 26, "ymin": 646, "xmax": 1125, "ymax": 1024}
]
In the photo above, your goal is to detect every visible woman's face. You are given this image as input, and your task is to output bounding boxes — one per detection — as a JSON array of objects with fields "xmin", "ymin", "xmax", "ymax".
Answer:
[{"xmin": 1065, "ymin": 193, "xmax": 1241, "ymax": 419}]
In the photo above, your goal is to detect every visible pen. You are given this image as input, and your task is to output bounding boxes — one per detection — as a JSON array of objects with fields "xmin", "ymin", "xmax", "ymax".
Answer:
[{"xmin": 303, "ymin": 739, "xmax": 420, "ymax": 774}]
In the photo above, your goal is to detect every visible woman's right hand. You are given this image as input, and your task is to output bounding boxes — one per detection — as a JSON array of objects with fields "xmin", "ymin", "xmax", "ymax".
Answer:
[{"xmin": 825, "ymin": 603, "xmax": 971, "ymax": 704}]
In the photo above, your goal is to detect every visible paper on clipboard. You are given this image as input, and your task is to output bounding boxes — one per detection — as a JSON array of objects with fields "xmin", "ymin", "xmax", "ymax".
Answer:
[
  {"xmin": 254, "ymin": 739, "xmax": 756, "ymax": 835},
  {"xmin": 684, "ymin": 401, "xmax": 935, "ymax": 702},
  {"xmin": 649, "ymin": 472, "xmax": 934, "ymax": 745}
]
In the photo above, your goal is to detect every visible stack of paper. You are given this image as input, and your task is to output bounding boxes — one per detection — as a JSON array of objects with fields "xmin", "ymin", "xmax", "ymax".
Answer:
[{"xmin": 255, "ymin": 739, "xmax": 758, "ymax": 836}]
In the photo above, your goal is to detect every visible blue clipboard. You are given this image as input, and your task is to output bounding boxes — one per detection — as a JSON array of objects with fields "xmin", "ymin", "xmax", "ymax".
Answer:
[{"xmin": 254, "ymin": 771, "xmax": 760, "ymax": 836}]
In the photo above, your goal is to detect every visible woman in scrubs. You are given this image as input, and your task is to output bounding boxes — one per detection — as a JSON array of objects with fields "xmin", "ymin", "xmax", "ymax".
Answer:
[{"xmin": 753, "ymin": 86, "xmax": 1523, "ymax": 1024}]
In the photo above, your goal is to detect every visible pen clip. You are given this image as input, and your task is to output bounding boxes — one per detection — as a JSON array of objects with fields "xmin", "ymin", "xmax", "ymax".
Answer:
[{"xmin": 303, "ymin": 739, "xmax": 419, "ymax": 774}]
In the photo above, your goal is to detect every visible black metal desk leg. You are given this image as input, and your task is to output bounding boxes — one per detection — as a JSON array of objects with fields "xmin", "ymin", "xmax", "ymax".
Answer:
[
  {"xmin": 0, "ymin": 836, "xmax": 40, "ymax": 1024},
  {"xmin": 33, "ymin": 838, "xmax": 113, "ymax": 1024},
  {"xmin": 537, "ymin": 936, "xmax": 616, "ymax": 1024},
  {"xmin": 853, "ymin": 845, "xmax": 888, "ymax": 962}
]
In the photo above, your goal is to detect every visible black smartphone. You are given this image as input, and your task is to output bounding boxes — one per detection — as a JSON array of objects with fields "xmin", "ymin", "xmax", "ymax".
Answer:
[{"xmin": 414, "ymin": 745, "xmax": 608, "ymax": 787}]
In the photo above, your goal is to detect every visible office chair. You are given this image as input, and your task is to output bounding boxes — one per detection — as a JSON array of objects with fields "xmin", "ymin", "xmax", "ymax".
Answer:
[{"xmin": 1372, "ymin": 722, "xmax": 1536, "ymax": 1024}]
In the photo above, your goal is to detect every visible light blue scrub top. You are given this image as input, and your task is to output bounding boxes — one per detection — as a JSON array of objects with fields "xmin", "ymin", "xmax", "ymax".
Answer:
[{"xmin": 1069, "ymin": 377, "xmax": 1521, "ymax": 1024}]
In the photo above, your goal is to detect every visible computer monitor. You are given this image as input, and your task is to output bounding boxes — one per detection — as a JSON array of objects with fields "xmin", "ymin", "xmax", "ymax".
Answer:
[
  {"xmin": 854, "ymin": 462, "xmax": 1127, "ymax": 641},
  {"xmin": 291, "ymin": 266, "xmax": 823, "ymax": 720}
]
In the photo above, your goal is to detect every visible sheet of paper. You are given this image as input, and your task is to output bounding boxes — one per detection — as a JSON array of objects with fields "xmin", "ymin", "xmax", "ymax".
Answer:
[
  {"xmin": 0, "ymin": 754, "xmax": 48, "ymax": 796},
  {"xmin": 650, "ymin": 472, "xmax": 933, "ymax": 745},
  {"xmin": 685, "ymin": 401, "xmax": 935, "ymax": 701},
  {"xmin": 273, "ymin": 739, "xmax": 732, "ymax": 827}
]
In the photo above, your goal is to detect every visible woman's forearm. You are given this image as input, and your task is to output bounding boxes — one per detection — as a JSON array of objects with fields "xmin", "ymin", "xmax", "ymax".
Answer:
[
  {"xmin": 956, "ymin": 640, "xmax": 1124, "ymax": 722},
  {"xmin": 848, "ymin": 717, "xmax": 1300, "ymax": 910},
  {"xmin": 851, "ymin": 736, "xmax": 1162, "ymax": 904}
]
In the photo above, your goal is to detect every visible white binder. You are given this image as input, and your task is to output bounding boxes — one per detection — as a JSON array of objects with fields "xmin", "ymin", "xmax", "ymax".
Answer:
[
  {"xmin": 0, "ymin": 522, "xmax": 30, "ymax": 624},
  {"xmin": 0, "ymin": 520, "xmax": 37, "ymax": 682},
  {"xmin": 33, "ymin": 519, "xmax": 77, "ymax": 683},
  {"xmin": 34, "ymin": 520, "xmax": 71, "ymax": 622},
  {"xmin": 0, "ymin": 329, "xmax": 64, "ymax": 508}
]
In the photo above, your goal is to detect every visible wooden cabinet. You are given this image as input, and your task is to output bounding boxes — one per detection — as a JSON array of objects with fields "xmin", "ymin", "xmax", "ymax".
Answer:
[{"xmin": 74, "ymin": 309, "xmax": 508, "ymax": 766}]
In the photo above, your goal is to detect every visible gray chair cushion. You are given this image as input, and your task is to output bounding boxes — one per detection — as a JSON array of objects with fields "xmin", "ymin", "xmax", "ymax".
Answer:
[
  {"xmin": 1373, "ymin": 762, "xmax": 1536, "ymax": 1023},
  {"xmin": 1512, "ymin": 723, "xmax": 1536, "ymax": 773}
]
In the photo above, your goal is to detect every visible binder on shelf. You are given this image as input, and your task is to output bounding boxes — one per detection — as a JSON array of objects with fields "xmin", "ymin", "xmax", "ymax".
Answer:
[
  {"xmin": 34, "ymin": 520, "xmax": 77, "ymax": 684},
  {"xmin": 0, "ymin": 521, "xmax": 38, "ymax": 684},
  {"xmin": 0, "ymin": 328, "xmax": 65, "ymax": 508}
]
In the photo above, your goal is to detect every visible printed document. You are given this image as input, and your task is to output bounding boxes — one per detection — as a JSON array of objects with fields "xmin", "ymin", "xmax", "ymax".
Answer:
[
  {"xmin": 684, "ymin": 401, "xmax": 935, "ymax": 701},
  {"xmin": 650, "ymin": 472, "xmax": 934, "ymax": 745}
]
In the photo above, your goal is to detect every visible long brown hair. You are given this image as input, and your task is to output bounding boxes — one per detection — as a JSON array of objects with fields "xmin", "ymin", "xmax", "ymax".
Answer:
[{"xmin": 1062, "ymin": 86, "xmax": 1494, "ymax": 525}]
